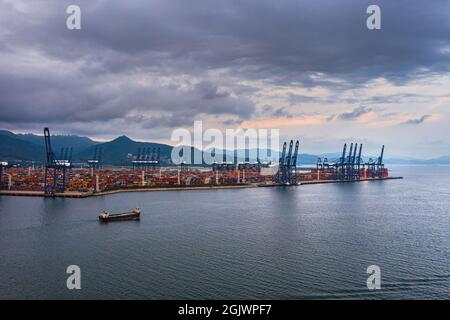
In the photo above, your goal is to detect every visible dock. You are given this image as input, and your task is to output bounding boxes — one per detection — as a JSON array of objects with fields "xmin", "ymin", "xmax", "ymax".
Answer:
[{"xmin": 0, "ymin": 176, "xmax": 403, "ymax": 198}]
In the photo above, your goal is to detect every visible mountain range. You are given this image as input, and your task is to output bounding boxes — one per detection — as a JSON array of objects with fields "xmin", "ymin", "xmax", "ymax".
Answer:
[
  {"xmin": 0, "ymin": 130, "xmax": 171, "ymax": 166},
  {"xmin": 1, "ymin": 130, "xmax": 450, "ymax": 165}
]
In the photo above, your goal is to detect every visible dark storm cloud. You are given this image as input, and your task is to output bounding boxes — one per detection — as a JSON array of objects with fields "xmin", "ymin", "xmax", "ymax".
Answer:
[
  {"xmin": 0, "ymin": 0, "xmax": 449, "ymax": 135},
  {"xmin": 401, "ymin": 115, "xmax": 431, "ymax": 125},
  {"xmin": 326, "ymin": 114, "xmax": 337, "ymax": 122},
  {"xmin": 261, "ymin": 105, "xmax": 293, "ymax": 118},
  {"xmin": 4, "ymin": 0, "xmax": 450, "ymax": 78},
  {"xmin": 222, "ymin": 119, "xmax": 243, "ymax": 126},
  {"xmin": 0, "ymin": 72, "xmax": 253, "ymax": 125},
  {"xmin": 338, "ymin": 106, "xmax": 373, "ymax": 121},
  {"xmin": 367, "ymin": 93, "xmax": 437, "ymax": 105},
  {"xmin": 287, "ymin": 93, "xmax": 321, "ymax": 105},
  {"xmin": 195, "ymin": 81, "xmax": 231, "ymax": 100}
]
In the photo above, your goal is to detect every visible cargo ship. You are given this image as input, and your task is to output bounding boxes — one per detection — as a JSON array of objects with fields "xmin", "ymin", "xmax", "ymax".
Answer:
[{"xmin": 99, "ymin": 208, "xmax": 141, "ymax": 222}]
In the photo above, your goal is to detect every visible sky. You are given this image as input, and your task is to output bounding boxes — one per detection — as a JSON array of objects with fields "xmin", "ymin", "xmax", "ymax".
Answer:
[{"xmin": 0, "ymin": 0, "xmax": 449, "ymax": 158}]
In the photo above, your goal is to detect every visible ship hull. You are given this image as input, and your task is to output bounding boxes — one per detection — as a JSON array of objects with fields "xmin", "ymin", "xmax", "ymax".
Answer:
[{"xmin": 99, "ymin": 212, "xmax": 140, "ymax": 222}]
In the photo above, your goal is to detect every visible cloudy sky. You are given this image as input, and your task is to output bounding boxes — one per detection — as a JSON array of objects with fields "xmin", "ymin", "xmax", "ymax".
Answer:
[{"xmin": 0, "ymin": 0, "xmax": 449, "ymax": 158}]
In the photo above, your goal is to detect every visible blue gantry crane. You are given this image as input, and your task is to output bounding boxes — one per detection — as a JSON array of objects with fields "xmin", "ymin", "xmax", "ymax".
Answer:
[
  {"xmin": 132, "ymin": 146, "xmax": 160, "ymax": 169},
  {"xmin": 277, "ymin": 139, "xmax": 299, "ymax": 184},
  {"xmin": 365, "ymin": 145, "xmax": 384, "ymax": 178},
  {"xmin": 277, "ymin": 141, "xmax": 287, "ymax": 183},
  {"xmin": 375, "ymin": 145, "xmax": 385, "ymax": 178},
  {"xmin": 319, "ymin": 142, "xmax": 386, "ymax": 180},
  {"xmin": 338, "ymin": 143, "xmax": 347, "ymax": 180},
  {"xmin": 319, "ymin": 142, "xmax": 361, "ymax": 181},
  {"xmin": 88, "ymin": 146, "xmax": 102, "ymax": 170},
  {"xmin": 356, "ymin": 143, "xmax": 363, "ymax": 180},
  {"xmin": 43, "ymin": 128, "xmax": 72, "ymax": 196}
]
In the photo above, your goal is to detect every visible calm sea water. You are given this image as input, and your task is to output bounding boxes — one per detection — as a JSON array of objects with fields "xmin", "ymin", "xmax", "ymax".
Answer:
[{"xmin": 0, "ymin": 166, "xmax": 449, "ymax": 299}]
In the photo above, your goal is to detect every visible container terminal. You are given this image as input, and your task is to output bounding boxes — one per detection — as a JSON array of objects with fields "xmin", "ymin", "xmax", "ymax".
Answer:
[{"xmin": 0, "ymin": 129, "xmax": 401, "ymax": 198}]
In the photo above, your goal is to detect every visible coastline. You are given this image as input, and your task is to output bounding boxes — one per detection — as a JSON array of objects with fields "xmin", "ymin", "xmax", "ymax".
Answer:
[{"xmin": 0, "ymin": 176, "xmax": 403, "ymax": 198}]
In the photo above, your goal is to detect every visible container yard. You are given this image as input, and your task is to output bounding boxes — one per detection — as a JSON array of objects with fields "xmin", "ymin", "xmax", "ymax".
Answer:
[
  {"xmin": 0, "ymin": 129, "xmax": 401, "ymax": 198},
  {"xmin": 0, "ymin": 157, "xmax": 398, "ymax": 198},
  {"xmin": 0, "ymin": 164, "xmax": 399, "ymax": 197}
]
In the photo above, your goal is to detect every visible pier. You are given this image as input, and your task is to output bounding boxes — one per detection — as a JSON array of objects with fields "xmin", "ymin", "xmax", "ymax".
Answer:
[{"xmin": 0, "ymin": 176, "xmax": 403, "ymax": 198}]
